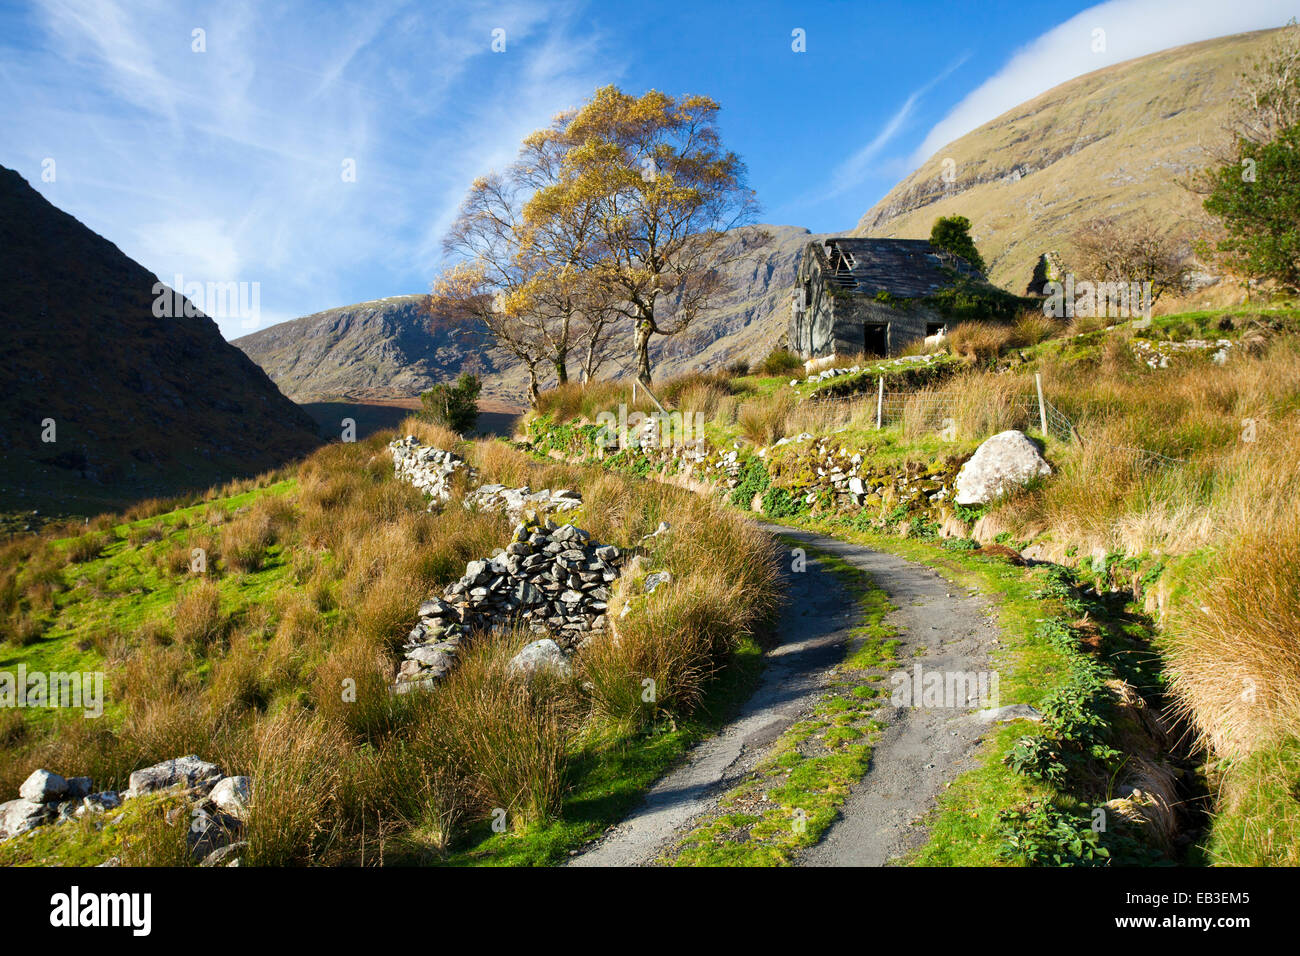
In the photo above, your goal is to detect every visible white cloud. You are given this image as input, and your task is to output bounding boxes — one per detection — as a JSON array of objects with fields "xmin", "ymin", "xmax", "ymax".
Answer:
[{"xmin": 913, "ymin": 0, "xmax": 1296, "ymax": 164}]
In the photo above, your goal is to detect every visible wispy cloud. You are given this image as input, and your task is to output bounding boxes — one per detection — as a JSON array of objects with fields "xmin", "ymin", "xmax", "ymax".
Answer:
[
  {"xmin": 0, "ymin": 0, "xmax": 613, "ymax": 338},
  {"xmin": 912, "ymin": 0, "xmax": 1293, "ymax": 164},
  {"xmin": 825, "ymin": 54, "xmax": 968, "ymax": 198}
]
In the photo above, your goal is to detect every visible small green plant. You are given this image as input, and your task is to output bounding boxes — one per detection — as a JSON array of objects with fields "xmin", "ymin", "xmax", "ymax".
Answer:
[
  {"xmin": 420, "ymin": 373, "xmax": 482, "ymax": 434},
  {"xmin": 998, "ymin": 800, "xmax": 1109, "ymax": 866}
]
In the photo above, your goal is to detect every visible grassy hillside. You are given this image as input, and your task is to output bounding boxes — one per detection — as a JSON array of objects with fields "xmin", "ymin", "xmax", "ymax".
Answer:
[
  {"xmin": 854, "ymin": 29, "xmax": 1283, "ymax": 293},
  {"xmin": 0, "ymin": 166, "xmax": 322, "ymax": 524},
  {"xmin": 0, "ymin": 420, "xmax": 780, "ymax": 865}
]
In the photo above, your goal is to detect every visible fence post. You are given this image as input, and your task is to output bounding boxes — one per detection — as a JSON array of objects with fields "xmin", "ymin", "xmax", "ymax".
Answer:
[
  {"xmin": 1035, "ymin": 373, "xmax": 1048, "ymax": 438},
  {"xmin": 876, "ymin": 376, "xmax": 884, "ymax": 430}
]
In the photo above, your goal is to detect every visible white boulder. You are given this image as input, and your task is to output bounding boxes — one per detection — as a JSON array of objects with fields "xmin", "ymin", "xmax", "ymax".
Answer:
[
  {"xmin": 18, "ymin": 769, "xmax": 67, "ymax": 804},
  {"xmin": 954, "ymin": 430, "xmax": 1051, "ymax": 505},
  {"xmin": 209, "ymin": 776, "xmax": 252, "ymax": 821}
]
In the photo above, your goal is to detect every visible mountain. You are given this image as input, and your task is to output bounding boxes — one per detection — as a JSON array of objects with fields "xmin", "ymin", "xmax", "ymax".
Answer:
[
  {"xmin": 649, "ymin": 224, "xmax": 828, "ymax": 377},
  {"xmin": 232, "ymin": 295, "xmax": 520, "ymax": 404},
  {"xmin": 854, "ymin": 29, "xmax": 1280, "ymax": 292},
  {"xmin": 235, "ymin": 224, "xmax": 821, "ymax": 405},
  {"xmin": 0, "ymin": 166, "xmax": 322, "ymax": 518}
]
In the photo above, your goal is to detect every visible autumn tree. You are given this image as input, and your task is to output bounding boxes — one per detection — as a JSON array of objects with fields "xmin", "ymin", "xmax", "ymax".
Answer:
[
  {"xmin": 524, "ymin": 86, "xmax": 766, "ymax": 383},
  {"xmin": 433, "ymin": 124, "xmax": 611, "ymax": 405}
]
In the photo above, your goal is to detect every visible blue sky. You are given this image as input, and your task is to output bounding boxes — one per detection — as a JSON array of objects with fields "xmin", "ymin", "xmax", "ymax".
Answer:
[{"xmin": 1, "ymin": 0, "xmax": 1294, "ymax": 338}]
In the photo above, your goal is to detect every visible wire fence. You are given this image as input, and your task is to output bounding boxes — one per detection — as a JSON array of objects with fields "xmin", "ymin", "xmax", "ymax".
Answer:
[
  {"xmin": 797, "ymin": 380, "xmax": 1253, "ymax": 468},
  {"xmin": 792, "ymin": 382, "xmax": 1079, "ymax": 445}
]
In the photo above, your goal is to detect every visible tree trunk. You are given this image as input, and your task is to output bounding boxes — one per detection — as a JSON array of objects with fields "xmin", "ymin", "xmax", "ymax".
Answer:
[
  {"xmin": 634, "ymin": 320, "xmax": 653, "ymax": 384},
  {"xmin": 555, "ymin": 353, "xmax": 568, "ymax": 386},
  {"xmin": 527, "ymin": 366, "xmax": 540, "ymax": 407}
]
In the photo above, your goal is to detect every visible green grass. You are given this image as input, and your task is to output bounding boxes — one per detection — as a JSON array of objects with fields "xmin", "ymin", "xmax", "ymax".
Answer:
[
  {"xmin": 662, "ymin": 543, "xmax": 897, "ymax": 866},
  {"xmin": 0, "ymin": 792, "xmax": 180, "ymax": 867},
  {"xmin": 1205, "ymin": 737, "xmax": 1300, "ymax": 866},
  {"xmin": 2, "ymin": 480, "xmax": 301, "ymax": 728}
]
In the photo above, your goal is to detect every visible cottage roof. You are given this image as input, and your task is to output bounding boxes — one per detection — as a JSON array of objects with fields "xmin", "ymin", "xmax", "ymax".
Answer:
[{"xmin": 808, "ymin": 237, "xmax": 982, "ymax": 299}]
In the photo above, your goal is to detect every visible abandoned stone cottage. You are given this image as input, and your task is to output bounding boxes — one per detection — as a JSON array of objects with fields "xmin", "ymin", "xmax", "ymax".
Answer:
[{"xmin": 789, "ymin": 237, "xmax": 985, "ymax": 359}]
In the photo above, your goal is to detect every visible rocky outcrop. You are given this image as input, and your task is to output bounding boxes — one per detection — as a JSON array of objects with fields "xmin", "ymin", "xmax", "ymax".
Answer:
[
  {"xmin": 396, "ymin": 516, "xmax": 627, "ymax": 692},
  {"xmin": 954, "ymin": 430, "xmax": 1051, "ymax": 505},
  {"xmin": 1, "ymin": 758, "xmax": 251, "ymax": 866},
  {"xmin": 1130, "ymin": 337, "xmax": 1233, "ymax": 369}
]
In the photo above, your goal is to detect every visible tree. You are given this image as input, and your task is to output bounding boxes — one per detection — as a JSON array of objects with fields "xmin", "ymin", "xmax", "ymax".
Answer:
[
  {"xmin": 434, "ymin": 120, "xmax": 613, "ymax": 405},
  {"xmin": 1228, "ymin": 19, "xmax": 1300, "ymax": 148},
  {"xmin": 1069, "ymin": 215, "xmax": 1190, "ymax": 303},
  {"xmin": 929, "ymin": 215, "xmax": 985, "ymax": 273},
  {"xmin": 420, "ymin": 372, "xmax": 481, "ymax": 434},
  {"xmin": 1203, "ymin": 125, "xmax": 1300, "ymax": 290},
  {"xmin": 524, "ymin": 86, "xmax": 766, "ymax": 383}
]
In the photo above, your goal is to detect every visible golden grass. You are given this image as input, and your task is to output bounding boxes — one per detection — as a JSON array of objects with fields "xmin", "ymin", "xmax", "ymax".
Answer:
[
  {"xmin": 738, "ymin": 390, "xmax": 794, "ymax": 446},
  {"xmin": 0, "ymin": 400, "xmax": 782, "ymax": 863}
]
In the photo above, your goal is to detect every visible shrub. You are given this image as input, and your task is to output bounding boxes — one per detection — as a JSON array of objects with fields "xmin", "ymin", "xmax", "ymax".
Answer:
[
  {"xmin": 930, "ymin": 215, "xmax": 986, "ymax": 272},
  {"xmin": 420, "ymin": 373, "xmax": 482, "ymax": 434},
  {"xmin": 758, "ymin": 348, "xmax": 803, "ymax": 376},
  {"xmin": 66, "ymin": 531, "xmax": 109, "ymax": 564}
]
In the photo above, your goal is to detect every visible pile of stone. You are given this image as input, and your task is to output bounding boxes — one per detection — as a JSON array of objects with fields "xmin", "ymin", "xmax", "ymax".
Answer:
[
  {"xmin": 389, "ymin": 436, "xmax": 476, "ymax": 507},
  {"xmin": 464, "ymin": 484, "xmax": 582, "ymax": 522},
  {"xmin": 797, "ymin": 353, "xmax": 945, "ymax": 387},
  {"xmin": 0, "ymin": 757, "xmax": 251, "ymax": 866},
  {"xmin": 396, "ymin": 517, "xmax": 627, "ymax": 693},
  {"xmin": 801, "ymin": 364, "xmax": 862, "ymax": 385},
  {"xmin": 1130, "ymin": 337, "xmax": 1232, "ymax": 369}
]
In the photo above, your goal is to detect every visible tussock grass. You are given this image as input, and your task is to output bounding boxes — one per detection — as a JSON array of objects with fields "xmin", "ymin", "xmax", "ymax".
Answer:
[
  {"xmin": 0, "ymin": 408, "xmax": 780, "ymax": 865},
  {"xmin": 738, "ymin": 390, "xmax": 794, "ymax": 446},
  {"xmin": 944, "ymin": 321, "xmax": 1014, "ymax": 364},
  {"xmin": 172, "ymin": 580, "xmax": 225, "ymax": 651}
]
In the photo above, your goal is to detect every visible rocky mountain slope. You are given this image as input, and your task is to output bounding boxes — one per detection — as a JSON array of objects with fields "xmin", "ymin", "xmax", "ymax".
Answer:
[
  {"xmin": 0, "ymin": 166, "xmax": 322, "ymax": 517},
  {"xmin": 235, "ymin": 224, "xmax": 821, "ymax": 406},
  {"xmin": 231, "ymin": 295, "xmax": 521, "ymax": 404},
  {"xmin": 853, "ymin": 29, "xmax": 1280, "ymax": 291}
]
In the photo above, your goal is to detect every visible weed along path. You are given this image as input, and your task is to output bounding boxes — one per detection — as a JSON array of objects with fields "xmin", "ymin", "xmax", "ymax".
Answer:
[{"xmin": 569, "ymin": 522, "xmax": 1002, "ymax": 867}]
